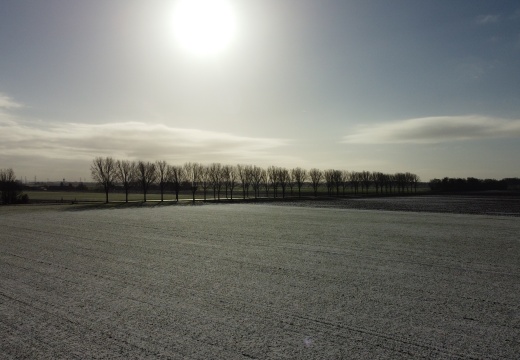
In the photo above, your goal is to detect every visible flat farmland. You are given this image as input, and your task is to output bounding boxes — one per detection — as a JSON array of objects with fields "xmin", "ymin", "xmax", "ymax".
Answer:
[{"xmin": 1, "ymin": 202, "xmax": 519, "ymax": 359}]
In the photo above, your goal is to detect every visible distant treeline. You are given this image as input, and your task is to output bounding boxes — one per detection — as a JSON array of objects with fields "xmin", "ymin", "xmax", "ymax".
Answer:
[
  {"xmin": 5, "ymin": 161, "xmax": 519, "ymax": 206},
  {"xmin": 0, "ymin": 168, "xmax": 28, "ymax": 204},
  {"xmin": 429, "ymin": 177, "xmax": 520, "ymax": 192}
]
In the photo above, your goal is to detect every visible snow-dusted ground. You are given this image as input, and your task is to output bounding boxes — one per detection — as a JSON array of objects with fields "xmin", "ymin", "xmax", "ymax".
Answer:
[
  {"xmin": 1, "ymin": 203, "xmax": 519, "ymax": 359},
  {"xmin": 270, "ymin": 194, "xmax": 520, "ymax": 216}
]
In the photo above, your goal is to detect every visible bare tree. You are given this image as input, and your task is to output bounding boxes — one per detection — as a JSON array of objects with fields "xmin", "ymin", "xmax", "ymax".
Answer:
[
  {"xmin": 91, "ymin": 156, "xmax": 116, "ymax": 203},
  {"xmin": 380, "ymin": 174, "xmax": 391, "ymax": 194},
  {"xmin": 250, "ymin": 165, "xmax": 263, "ymax": 199},
  {"xmin": 332, "ymin": 170, "xmax": 343, "ymax": 196},
  {"xmin": 237, "ymin": 164, "xmax": 249, "ymax": 200},
  {"xmin": 389, "ymin": 174, "xmax": 397, "ymax": 193},
  {"xmin": 403, "ymin": 173, "xmax": 410, "ymax": 192},
  {"xmin": 287, "ymin": 170, "xmax": 295, "ymax": 196},
  {"xmin": 385, "ymin": 173, "xmax": 394, "ymax": 193},
  {"xmin": 200, "ymin": 165, "xmax": 211, "ymax": 201},
  {"xmin": 168, "ymin": 165, "xmax": 184, "ymax": 202},
  {"xmin": 245, "ymin": 165, "xmax": 254, "ymax": 198},
  {"xmin": 135, "ymin": 161, "xmax": 157, "ymax": 202},
  {"xmin": 309, "ymin": 168, "xmax": 322, "ymax": 197},
  {"xmin": 227, "ymin": 166, "xmax": 238, "ymax": 200},
  {"xmin": 341, "ymin": 170, "xmax": 349, "ymax": 195},
  {"xmin": 261, "ymin": 168, "xmax": 269, "ymax": 197},
  {"xmin": 324, "ymin": 169, "xmax": 335, "ymax": 196},
  {"xmin": 278, "ymin": 167, "xmax": 290, "ymax": 198},
  {"xmin": 410, "ymin": 173, "xmax": 420, "ymax": 192},
  {"xmin": 184, "ymin": 162, "xmax": 202, "ymax": 202},
  {"xmin": 224, "ymin": 165, "xmax": 238, "ymax": 200},
  {"xmin": 349, "ymin": 171, "xmax": 361, "ymax": 194},
  {"xmin": 267, "ymin": 166, "xmax": 279, "ymax": 198},
  {"xmin": 156, "ymin": 160, "xmax": 169, "ymax": 202},
  {"xmin": 360, "ymin": 171, "xmax": 372, "ymax": 193},
  {"xmin": 291, "ymin": 167, "xmax": 307, "ymax": 198},
  {"xmin": 372, "ymin": 172, "xmax": 384, "ymax": 194},
  {"xmin": 208, "ymin": 163, "xmax": 223, "ymax": 200},
  {"xmin": 116, "ymin": 160, "xmax": 135, "ymax": 203},
  {"xmin": 394, "ymin": 172, "xmax": 406, "ymax": 193}
]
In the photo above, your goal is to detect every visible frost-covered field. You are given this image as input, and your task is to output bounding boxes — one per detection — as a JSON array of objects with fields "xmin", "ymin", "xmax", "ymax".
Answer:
[{"xmin": 1, "ymin": 203, "xmax": 519, "ymax": 359}]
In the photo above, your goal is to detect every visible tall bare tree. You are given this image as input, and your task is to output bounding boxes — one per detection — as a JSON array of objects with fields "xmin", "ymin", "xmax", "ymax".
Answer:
[
  {"xmin": 341, "ymin": 170, "xmax": 349, "ymax": 195},
  {"xmin": 116, "ymin": 160, "xmax": 135, "ymax": 203},
  {"xmin": 278, "ymin": 167, "xmax": 290, "ymax": 198},
  {"xmin": 91, "ymin": 157, "xmax": 116, "ymax": 203},
  {"xmin": 135, "ymin": 161, "xmax": 157, "ymax": 202},
  {"xmin": 309, "ymin": 168, "xmax": 322, "ymax": 197},
  {"xmin": 360, "ymin": 171, "xmax": 372, "ymax": 193},
  {"xmin": 208, "ymin": 163, "xmax": 223, "ymax": 200},
  {"xmin": 382, "ymin": 173, "xmax": 392, "ymax": 193},
  {"xmin": 224, "ymin": 165, "xmax": 238, "ymax": 200},
  {"xmin": 184, "ymin": 162, "xmax": 202, "ymax": 202},
  {"xmin": 245, "ymin": 165, "xmax": 254, "ymax": 198},
  {"xmin": 324, "ymin": 169, "xmax": 335, "ymax": 196},
  {"xmin": 261, "ymin": 168, "xmax": 269, "ymax": 197},
  {"xmin": 221, "ymin": 165, "xmax": 234, "ymax": 199},
  {"xmin": 237, "ymin": 164, "xmax": 249, "ymax": 200},
  {"xmin": 349, "ymin": 171, "xmax": 361, "ymax": 194},
  {"xmin": 287, "ymin": 170, "xmax": 295, "ymax": 196},
  {"xmin": 168, "ymin": 165, "xmax": 185, "ymax": 202},
  {"xmin": 291, "ymin": 167, "xmax": 307, "ymax": 198},
  {"xmin": 267, "ymin": 166, "xmax": 279, "ymax": 198},
  {"xmin": 394, "ymin": 172, "xmax": 406, "ymax": 193},
  {"xmin": 156, "ymin": 160, "xmax": 169, "ymax": 201},
  {"xmin": 200, "ymin": 165, "xmax": 211, "ymax": 201},
  {"xmin": 332, "ymin": 170, "xmax": 343, "ymax": 196},
  {"xmin": 410, "ymin": 173, "xmax": 420, "ymax": 193},
  {"xmin": 372, "ymin": 172, "xmax": 384, "ymax": 194},
  {"xmin": 250, "ymin": 165, "xmax": 263, "ymax": 199}
]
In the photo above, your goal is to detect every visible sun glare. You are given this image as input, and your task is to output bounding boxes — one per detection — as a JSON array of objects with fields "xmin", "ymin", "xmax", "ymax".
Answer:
[{"xmin": 172, "ymin": 0, "xmax": 236, "ymax": 56}]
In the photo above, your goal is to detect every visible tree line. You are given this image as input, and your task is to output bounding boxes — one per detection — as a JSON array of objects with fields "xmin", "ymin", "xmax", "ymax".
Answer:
[
  {"xmin": 0, "ymin": 168, "xmax": 26, "ymax": 204},
  {"xmin": 90, "ymin": 157, "xmax": 421, "ymax": 203},
  {"xmin": 429, "ymin": 177, "xmax": 520, "ymax": 192}
]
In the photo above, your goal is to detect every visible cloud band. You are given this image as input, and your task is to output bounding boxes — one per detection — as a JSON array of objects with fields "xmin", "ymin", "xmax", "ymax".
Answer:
[{"xmin": 342, "ymin": 115, "xmax": 520, "ymax": 144}]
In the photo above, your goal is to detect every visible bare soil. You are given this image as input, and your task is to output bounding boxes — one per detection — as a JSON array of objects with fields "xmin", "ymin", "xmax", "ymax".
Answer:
[{"xmin": 1, "ymin": 201, "xmax": 519, "ymax": 359}]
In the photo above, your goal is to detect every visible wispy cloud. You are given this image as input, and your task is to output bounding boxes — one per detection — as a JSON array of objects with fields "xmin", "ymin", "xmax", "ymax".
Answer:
[
  {"xmin": 0, "ymin": 92, "xmax": 297, "ymax": 179},
  {"xmin": 0, "ymin": 93, "xmax": 23, "ymax": 110},
  {"xmin": 0, "ymin": 119, "xmax": 290, "ymax": 164},
  {"xmin": 342, "ymin": 115, "xmax": 520, "ymax": 144},
  {"xmin": 475, "ymin": 14, "xmax": 500, "ymax": 25}
]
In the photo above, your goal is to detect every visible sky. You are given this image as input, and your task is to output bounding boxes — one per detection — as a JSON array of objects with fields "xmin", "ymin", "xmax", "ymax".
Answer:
[{"xmin": 1, "ymin": 0, "xmax": 520, "ymax": 183}]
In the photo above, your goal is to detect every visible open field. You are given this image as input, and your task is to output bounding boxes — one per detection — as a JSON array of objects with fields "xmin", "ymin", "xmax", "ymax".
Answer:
[
  {"xmin": 273, "ymin": 194, "xmax": 520, "ymax": 217},
  {"xmin": 1, "ymin": 201, "xmax": 519, "ymax": 358}
]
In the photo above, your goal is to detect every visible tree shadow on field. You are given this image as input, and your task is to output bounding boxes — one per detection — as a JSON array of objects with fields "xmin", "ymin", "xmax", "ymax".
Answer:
[{"xmin": 64, "ymin": 200, "xmax": 204, "ymax": 212}]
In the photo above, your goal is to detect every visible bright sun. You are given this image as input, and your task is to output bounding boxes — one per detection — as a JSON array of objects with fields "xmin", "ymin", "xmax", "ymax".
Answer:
[{"xmin": 172, "ymin": 0, "xmax": 236, "ymax": 56}]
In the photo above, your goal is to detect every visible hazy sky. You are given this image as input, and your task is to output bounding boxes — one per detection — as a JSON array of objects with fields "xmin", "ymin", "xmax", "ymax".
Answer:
[{"xmin": 1, "ymin": 0, "xmax": 520, "ymax": 182}]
